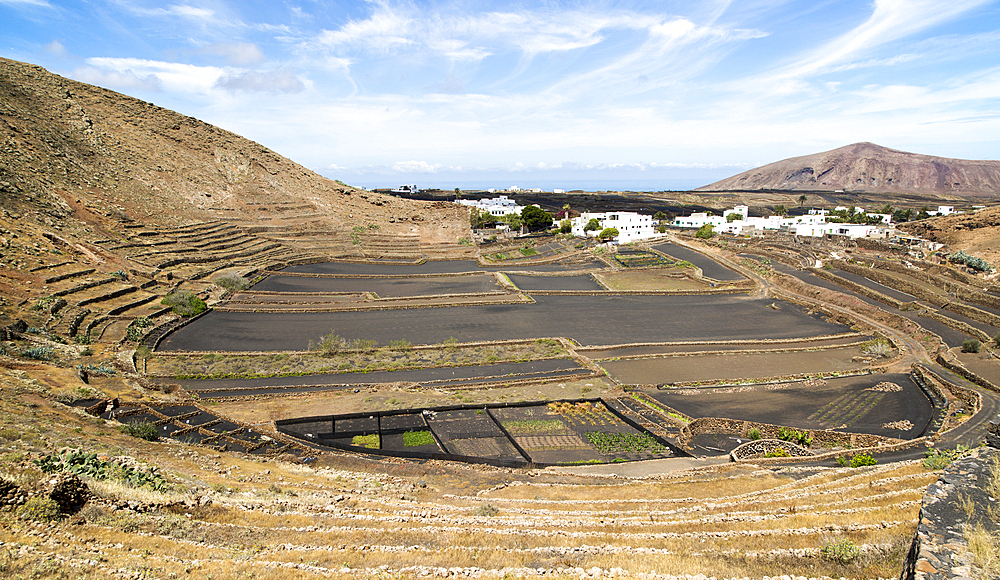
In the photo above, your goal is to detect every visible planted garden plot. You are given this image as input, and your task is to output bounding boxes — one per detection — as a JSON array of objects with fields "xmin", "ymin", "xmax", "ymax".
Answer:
[
  {"xmin": 600, "ymin": 345, "xmax": 868, "ymax": 385},
  {"xmin": 613, "ymin": 250, "xmax": 669, "ymax": 268},
  {"xmin": 276, "ymin": 399, "xmax": 673, "ymax": 466},
  {"xmin": 649, "ymin": 373, "xmax": 931, "ymax": 439}
]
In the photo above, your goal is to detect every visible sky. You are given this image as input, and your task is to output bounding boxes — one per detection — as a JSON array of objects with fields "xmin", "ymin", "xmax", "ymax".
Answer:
[{"xmin": 1, "ymin": 0, "xmax": 999, "ymax": 191}]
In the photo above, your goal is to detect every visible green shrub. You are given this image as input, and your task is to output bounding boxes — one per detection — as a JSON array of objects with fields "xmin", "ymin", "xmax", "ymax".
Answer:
[
  {"xmin": 74, "ymin": 334, "xmax": 93, "ymax": 345},
  {"xmin": 850, "ymin": 453, "xmax": 877, "ymax": 467},
  {"xmin": 118, "ymin": 420, "xmax": 159, "ymax": 441},
  {"xmin": 161, "ymin": 290, "xmax": 207, "ymax": 317},
  {"xmin": 860, "ymin": 337, "xmax": 892, "ymax": 358},
  {"xmin": 821, "ymin": 538, "xmax": 861, "ymax": 564},
  {"xmin": 125, "ymin": 317, "xmax": 155, "ymax": 342},
  {"xmin": 35, "ymin": 448, "xmax": 167, "ymax": 491},
  {"xmin": 388, "ymin": 339, "xmax": 412, "ymax": 351},
  {"xmin": 16, "ymin": 497, "xmax": 63, "ymax": 522},
  {"xmin": 214, "ymin": 273, "xmax": 250, "ymax": 292},
  {"xmin": 695, "ymin": 224, "xmax": 714, "ymax": 239},
  {"xmin": 748, "ymin": 428, "xmax": 761, "ymax": 441},
  {"xmin": 764, "ymin": 447, "xmax": 789, "ymax": 458},
  {"xmin": 923, "ymin": 445, "xmax": 969, "ymax": 470},
  {"xmin": 962, "ymin": 339, "xmax": 981, "ymax": 353},
  {"xmin": 777, "ymin": 427, "xmax": 812, "ymax": 447},
  {"xmin": 21, "ymin": 347, "xmax": 54, "ymax": 361},
  {"xmin": 473, "ymin": 503, "xmax": 499, "ymax": 517},
  {"xmin": 76, "ymin": 363, "xmax": 117, "ymax": 377}
]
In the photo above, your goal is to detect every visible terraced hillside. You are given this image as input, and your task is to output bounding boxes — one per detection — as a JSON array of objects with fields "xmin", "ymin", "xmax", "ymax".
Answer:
[{"xmin": 0, "ymin": 367, "xmax": 939, "ymax": 579}]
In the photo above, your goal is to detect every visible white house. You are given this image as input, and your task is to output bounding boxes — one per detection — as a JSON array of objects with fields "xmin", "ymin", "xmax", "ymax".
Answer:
[
  {"xmin": 673, "ymin": 205, "xmax": 893, "ymax": 239},
  {"xmin": 455, "ymin": 195, "xmax": 525, "ymax": 217},
  {"xmin": 571, "ymin": 211, "xmax": 657, "ymax": 243}
]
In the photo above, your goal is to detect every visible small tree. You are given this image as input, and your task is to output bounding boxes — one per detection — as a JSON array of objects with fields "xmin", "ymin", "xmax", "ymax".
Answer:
[
  {"xmin": 521, "ymin": 206, "xmax": 553, "ymax": 232},
  {"xmin": 726, "ymin": 212, "xmax": 740, "ymax": 223},
  {"xmin": 653, "ymin": 211, "xmax": 667, "ymax": 223},
  {"xmin": 962, "ymin": 339, "xmax": 981, "ymax": 353},
  {"xmin": 798, "ymin": 194, "xmax": 808, "ymax": 208},
  {"xmin": 559, "ymin": 218, "xmax": 572, "ymax": 234},
  {"xmin": 695, "ymin": 224, "xmax": 714, "ymax": 239},
  {"xmin": 584, "ymin": 218, "xmax": 601, "ymax": 234},
  {"xmin": 214, "ymin": 273, "xmax": 249, "ymax": 292},
  {"xmin": 773, "ymin": 204, "xmax": 788, "ymax": 217},
  {"xmin": 501, "ymin": 212, "xmax": 522, "ymax": 230},
  {"xmin": 598, "ymin": 227, "xmax": 619, "ymax": 241},
  {"xmin": 161, "ymin": 290, "xmax": 207, "ymax": 317}
]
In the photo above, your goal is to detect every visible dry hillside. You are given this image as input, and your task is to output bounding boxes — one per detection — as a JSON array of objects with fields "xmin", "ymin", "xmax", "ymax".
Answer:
[
  {"xmin": 899, "ymin": 205, "xmax": 1000, "ymax": 270},
  {"xmin": 699, "ymin": 142, "xmax": 1000, "ymax": 195},
  {"xmin": 0, "ymin": 57, "xmax": 470, "ymax": 261}
]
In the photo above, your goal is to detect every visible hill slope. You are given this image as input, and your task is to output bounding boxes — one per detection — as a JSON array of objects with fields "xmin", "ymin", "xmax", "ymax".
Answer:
[
  {"xmin": 0, "ymin": 57, "xmax": 469, "ymax": 257},
  {"xmin": 698, "ymin": 143, "xmax": 1000, "ymax": 195}
]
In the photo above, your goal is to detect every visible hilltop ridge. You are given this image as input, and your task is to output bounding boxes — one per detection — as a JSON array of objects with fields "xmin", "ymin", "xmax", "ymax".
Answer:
[{"xmin": 698, "ymin": 142, "xmax": 1000, "ymax": 195}]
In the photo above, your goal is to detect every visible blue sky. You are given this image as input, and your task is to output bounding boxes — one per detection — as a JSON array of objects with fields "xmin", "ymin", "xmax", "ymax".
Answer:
[{"xmin": 2, "ymin": 0, "xmax": 999, "ymax": 190}]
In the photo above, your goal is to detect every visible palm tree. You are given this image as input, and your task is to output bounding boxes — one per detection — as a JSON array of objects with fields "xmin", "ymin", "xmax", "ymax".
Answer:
[{"xmin": 798, "ymin": 195, "xmax": 807, "ymax": 208}]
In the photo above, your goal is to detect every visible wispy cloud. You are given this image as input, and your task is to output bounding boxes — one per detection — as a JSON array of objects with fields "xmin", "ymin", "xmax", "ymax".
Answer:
[
  {"xmin": 766, "ymin": 0, "xmax": 994, "ymax": 81},
  {"xmin": 0, "ymin": 0, "xmax": 51, "ymax": 6}
]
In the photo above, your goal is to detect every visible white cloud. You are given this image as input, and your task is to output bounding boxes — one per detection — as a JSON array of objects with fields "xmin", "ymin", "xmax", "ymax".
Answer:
[
  {"xmin": 72, "ymin": 66, "xmax": 163, "ymax": 92},
  {"xmin": 215, "ymin": 69, "xmax": 306, "ymax": 93},
  {"xmin": 167, "ymin": 4, "xmax": 213, "ymax": 19},
  {"xmin": 391, "ymin": 160, "xmax": 441, "ymax": 174},
  {"xmin": 44, "ymin": 40, "xmax": 66, "ymax": 56},
  {"xmin": 83, "ymin": 57, "xmax": 224, "ymax": 95},
  {"xmin": 200, "ymin": 42, "xmax": 265, "ymax": 66}
]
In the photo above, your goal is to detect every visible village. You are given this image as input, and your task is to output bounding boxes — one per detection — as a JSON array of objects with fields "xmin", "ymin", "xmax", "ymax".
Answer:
[{"xmin": 455, "ymin": 191, "xmax": 964, "ymax": 251}]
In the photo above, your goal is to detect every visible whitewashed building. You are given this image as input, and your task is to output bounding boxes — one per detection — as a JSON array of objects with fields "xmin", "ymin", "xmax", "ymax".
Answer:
[
  {"xmin": 455, "ymin": 195, "xmax": 524, "ymax": 217},
  {"xmin": 673, "ymin": 206, "xmax": 895, "ymax": 239},
  {"xmin": 571, "ymin": 212, "xmax": 657, "ymax": 243}
]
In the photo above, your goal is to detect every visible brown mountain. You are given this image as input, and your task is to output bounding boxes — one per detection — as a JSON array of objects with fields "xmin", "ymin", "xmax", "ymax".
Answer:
[
  {"xmin": 0, "ymin": 57, "xmax": 469, "ymax": 260},
  {"xmin": 697, "ymin": 142, "xmax": 1000, "ymax": 195}
]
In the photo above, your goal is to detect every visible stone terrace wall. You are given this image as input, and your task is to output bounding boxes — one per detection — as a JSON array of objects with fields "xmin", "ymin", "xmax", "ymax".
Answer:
[{"xmin": 901, "ymin": 441, "xmax": 1000, "ymax": 580}]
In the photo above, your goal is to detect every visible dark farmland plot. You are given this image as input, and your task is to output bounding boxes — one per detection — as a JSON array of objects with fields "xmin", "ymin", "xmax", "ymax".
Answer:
[
  {"xmin": 158, "ymin": 294, "xmax": 849, "ymax": 352},
  {"xmin": 506, "ymin": 274, "xmax": 604, "ymax": 292},
  {"xmin": 652, "ymin": 242, "xmax": 745, "ymax": 281},
  {"xmin": 251, "ymin": 273, "xmax": 501, "ymax": 296}
]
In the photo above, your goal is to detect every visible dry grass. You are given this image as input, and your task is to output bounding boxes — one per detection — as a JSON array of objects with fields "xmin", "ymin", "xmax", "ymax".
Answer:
[{"xmin": 966, "ymin": 522, "xmax": 1000, "ymax": 577}]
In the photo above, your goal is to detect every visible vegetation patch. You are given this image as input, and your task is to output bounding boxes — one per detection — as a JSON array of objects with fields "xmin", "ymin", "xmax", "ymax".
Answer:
[
  {"xmin": 585, "ymin": 431, "xmax": 667, "ymax": 455},
  {"xmin": 118, "ymin": 420, "xmax": 159, "ymax": 442},
  {"xmin": 161, "ymin": 290, "xmax": 207, "ymax": 317},
  {"xmin": 351, "ymin": 433, "xmax": 380, "ymax": 449},
  {"xmin": 35, "ymin": 448, "xmax": 167, "ymax": 491},
  {"xmin": 501, "ymin": 419, "xmax": 567, "ymax": 436},
  {"xmin": 402, "ymin": 430, "xmax": 435, "ymax": 447}
]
